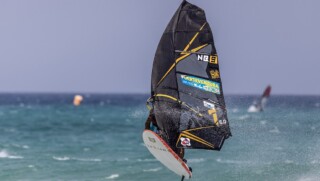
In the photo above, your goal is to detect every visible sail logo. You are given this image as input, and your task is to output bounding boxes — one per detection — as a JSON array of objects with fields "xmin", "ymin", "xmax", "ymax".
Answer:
[
  {"xmin": 219, "ymin": 119, "xmax": 227, "ymax": 125},
  {"xmin": 203, "ymin": 101, "xmax": 215, "ymax": 109},
  {"xmin": 210, "ymin": 69, "xmax": 220, "ymax": 79},
  {"xmin": 197, "ymin": 54, "xmax": 218, "ymax": 64},
  {"xmin": 180, "ymin": 137, "xmax": 191, "ymax": 147},
  {"xmin": 180, "ymin": 75, "xmax": 220, "ymax": 94}
]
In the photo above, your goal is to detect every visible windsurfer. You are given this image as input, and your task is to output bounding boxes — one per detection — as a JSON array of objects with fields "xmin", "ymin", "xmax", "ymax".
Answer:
[
  {"xmin": 145, "ymin": 108, "xmax": 160, "ymax": 133},
  {"xmin": 145, "ymin": 108, "xmax": 186, "ymax": 161}
]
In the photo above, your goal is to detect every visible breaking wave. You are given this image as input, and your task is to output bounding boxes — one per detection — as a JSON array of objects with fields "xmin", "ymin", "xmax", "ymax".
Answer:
[
  {"xmin": 0, "ymin": 150, "xmax": 23, "ymax": 159},
  {"xmin": 143, "ymin": 167, "xmax": 162, "ymax": 172},
  {"xmin": 52, "ymin": 156, "xmax": 70, "ymax": 161},
  {"xmin": 137, "ymin": 158, "xmax": 157, "ymax": 162},
  {"xmin": 52, "ymin": 156, "xmax": 101, "ymax": 162},
  {"xmin": 188, "ymin": 158, "xmax": 205, "ymax": 163},
  {"xmin": 106, "ymin": 174, "xmax": 119, "ymax": 179}
]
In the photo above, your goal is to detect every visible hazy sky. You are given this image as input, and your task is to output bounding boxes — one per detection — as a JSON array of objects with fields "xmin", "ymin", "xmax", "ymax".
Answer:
[{"xmin": 1, "ymin": 0, "xmax": 319, "ymax": 94}]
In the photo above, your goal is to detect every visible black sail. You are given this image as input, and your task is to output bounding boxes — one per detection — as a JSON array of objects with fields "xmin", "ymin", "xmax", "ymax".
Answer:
[{"xmin": 150, "ymin": 1, "xmax": 231, "ymax": 152}]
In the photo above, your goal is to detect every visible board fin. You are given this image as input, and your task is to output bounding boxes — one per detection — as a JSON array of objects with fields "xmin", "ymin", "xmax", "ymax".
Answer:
[{"xmin": 181, "ymin": 176, "xmax": 185, "ymax": 181}]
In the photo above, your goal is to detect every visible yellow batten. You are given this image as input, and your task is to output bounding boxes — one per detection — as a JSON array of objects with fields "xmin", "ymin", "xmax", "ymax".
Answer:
[
  {"xmin": 182, "ymin": 22, "xmax": 207, "ymax": 54},
  {"xmin": 180, "ymin": 132, "xmax": 214, "ymax": 148},
  {"xmin": 154, "ymin": 94, "xmax": 178, "ymax": 102}
]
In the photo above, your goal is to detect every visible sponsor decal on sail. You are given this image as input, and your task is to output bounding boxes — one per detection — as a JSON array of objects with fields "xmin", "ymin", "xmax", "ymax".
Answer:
[
  {"xmin": 181, "ymin": 75, "xmax": 220, "ymax": 94},
  {"xmin": 219, "ymin": 119, "xmax": 227, "ymax": 125},
  {"xmin": 210, "ymin": 54, "xmax": 218, "ymax": 64},
  {"xmin": 197, "ymin": 54, "xmax": 218, "ymax": 64},
  {"xmin": 210, "ymin": 69, "xmax": 220, "ymax": 79},
  {"xmin": 203, "ymin": 101, "xmax": 215, "ymax": 109},
  {"xmin": 180, "ymin": 137, "xmax": 191, "ymax": 147}
]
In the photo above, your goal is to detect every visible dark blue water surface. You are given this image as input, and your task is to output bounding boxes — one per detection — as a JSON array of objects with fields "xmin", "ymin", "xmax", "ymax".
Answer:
[{"xmin": 0, "ymin": 94, "xmax": 319, "ymax": 181}]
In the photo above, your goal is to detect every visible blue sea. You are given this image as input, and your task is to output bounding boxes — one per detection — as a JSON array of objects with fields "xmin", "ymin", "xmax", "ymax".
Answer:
[{"xmin": 0, "ymin": 94, "xmax": 320, "ymax": 181}]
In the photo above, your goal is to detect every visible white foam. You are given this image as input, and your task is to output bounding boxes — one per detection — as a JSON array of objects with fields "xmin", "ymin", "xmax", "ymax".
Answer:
[
  {"xmin": 0, "ymin": 150, "xmax": 23, "ymax": 159},
  {"xmin": 106, "ymin": 174, "xmax": 119, "ymax": 179},
  {"xmin": 53, "ymin": 156, "xmax": 101, "ymax": 162},
  {"xmin": 74, "ymin": 158, "xmax": 102, "ymax": 162},
  {"xmin": 130, "ymin": 109, "xmax": 146, "ymax": 119},
  {"xmin": 137, "ymin": 158, "xmax": 157, "ymax": 162},
  {"xmin": 12, "ymin": 144, "xmax": 29, "ymax": 149},
  {"xmin": 188, "ymin": 158, "xmax": 205, "ymax": 163},
  {"xmin": 53, "ymin": 156, "xmax": 70, "ymax": 161},
  {"xmin": 143, "ymin": 167, "xmax": 162, "ymax": 172},
  {"xmin": 22, "ymin": 145, "xmax": 30, "ymax": 149}
]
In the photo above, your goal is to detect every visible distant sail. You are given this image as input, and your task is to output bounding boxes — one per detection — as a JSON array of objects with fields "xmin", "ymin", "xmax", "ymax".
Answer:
[
  {"xmin": 148, "ymin": 0, "xmax": 231, "ymax": 152},
  {"xmin": 248, "ymin": 85, "xmax": 272, "ymax": 112},
  {"xmin": 73, "ymin": 95, "xmax": 83, "ymax": 106}
]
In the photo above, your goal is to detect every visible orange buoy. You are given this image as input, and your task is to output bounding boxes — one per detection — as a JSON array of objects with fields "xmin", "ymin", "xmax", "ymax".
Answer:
[{"xmin": 73, "ymin": 95, "xmax": 83, "ymax": 106}]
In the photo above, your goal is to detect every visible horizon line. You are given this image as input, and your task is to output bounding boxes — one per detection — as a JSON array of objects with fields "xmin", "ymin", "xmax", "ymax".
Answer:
[{"xmin": 0, "ymin": 91, "xmax": 319, "ymax": 97}]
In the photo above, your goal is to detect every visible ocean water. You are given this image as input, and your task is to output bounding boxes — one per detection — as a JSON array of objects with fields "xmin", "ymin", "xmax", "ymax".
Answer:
[{"xmin": 0, "ymin": 94, "xmax": 320, "ymax": 181}]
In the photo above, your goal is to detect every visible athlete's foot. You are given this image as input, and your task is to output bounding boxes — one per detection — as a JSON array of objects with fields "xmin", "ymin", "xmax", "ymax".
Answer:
[{"xmin": 183, "ymin": 158, "xmax": 187, "ymax": 163}]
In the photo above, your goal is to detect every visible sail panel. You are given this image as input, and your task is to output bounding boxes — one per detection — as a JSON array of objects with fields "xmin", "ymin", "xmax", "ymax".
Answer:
[
  {"xmin": 176, "ymin": 45, "xmax": 212, "ymax": 79},
  {"xmin": 177, "ymin": 91, "xmax": 229, "ymax": 150}
]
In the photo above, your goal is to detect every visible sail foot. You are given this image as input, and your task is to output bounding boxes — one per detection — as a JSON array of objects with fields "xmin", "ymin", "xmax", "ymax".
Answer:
[{"xmin": 176, "ymin": 126, "xmax": 227, "ymax": 151}]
